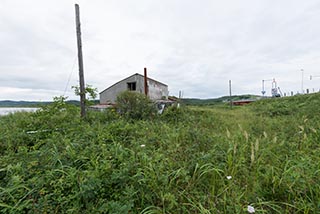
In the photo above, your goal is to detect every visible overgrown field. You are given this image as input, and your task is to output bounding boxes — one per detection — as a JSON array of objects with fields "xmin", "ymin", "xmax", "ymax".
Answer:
[{"xmin": 1, "ymin": 94, "xmax": 320, "ymax": 213}]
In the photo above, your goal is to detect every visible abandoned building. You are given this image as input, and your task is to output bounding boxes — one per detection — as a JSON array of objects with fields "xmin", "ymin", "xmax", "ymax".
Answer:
[{"xmin": 99, "ymin": 72, "xmax": 169, "ymax": 104}]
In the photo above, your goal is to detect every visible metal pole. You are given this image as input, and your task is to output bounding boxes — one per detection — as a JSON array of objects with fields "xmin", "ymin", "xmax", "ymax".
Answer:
[
  {"xmin": 75, "ymin": 4, "xmax": 86, "ymax": 118},
  {"xmin": 229, "ymin": 80, "xmax": 232, "ymax": 108},
  {"xmin": 262, "ymin": 79, "xmax": 272, "ymax": 97},
  {"xmin": 301, "ymin": 69, "xmax": 304, "ymax": 94},
  {"xmin": 310, "ymin": 75, "xmax": 320, "ymax": 80},
  {"xmin": 262, "ymin": 80, "xmax": 265, "ymax": 97}
]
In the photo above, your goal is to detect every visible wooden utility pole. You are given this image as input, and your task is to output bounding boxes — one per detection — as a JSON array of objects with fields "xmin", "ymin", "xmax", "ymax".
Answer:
[
  {"xmin": 229, "ymin": 80, "xmax": 233, "ymax": 108},
  {"xmin": 75, "ymin": 4, "xmax": 86, "ymax": 118}
]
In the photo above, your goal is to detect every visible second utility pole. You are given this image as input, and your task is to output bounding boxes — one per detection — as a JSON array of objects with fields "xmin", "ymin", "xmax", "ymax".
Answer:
[
  {"xmin": 75, "ymin": 4, "xmax": 86, "ymax": 118},
  {"xmin": 229, "ymin": 80, "xmax": 233, "ymax": 108}
]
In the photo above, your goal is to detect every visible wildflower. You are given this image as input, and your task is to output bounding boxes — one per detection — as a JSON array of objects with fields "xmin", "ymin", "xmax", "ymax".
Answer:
[
  {"xmin": 140, "ymin": 144, "xmax": 146, "ymax": 148},
  {"xmin": 26, "ymin": 130, "xmax": 38, "ymax": 134},
  {"xmin": 247, "ymin": 205, "xmax": 255, "ymax": 213},
  {"xmin": 226, "ymin": 176, "xmax": 232, "ymax": 180}
]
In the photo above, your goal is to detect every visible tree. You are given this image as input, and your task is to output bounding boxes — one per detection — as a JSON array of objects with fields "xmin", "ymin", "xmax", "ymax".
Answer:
[{"xmin": 72, "ymin": 84, "xmax": 98, "ymax": 105}]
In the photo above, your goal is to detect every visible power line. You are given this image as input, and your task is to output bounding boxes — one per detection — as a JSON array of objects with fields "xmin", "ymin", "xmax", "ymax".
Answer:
[{"xmin": 63, "ymin": 55, "xmax": 77, "ymax": 97}]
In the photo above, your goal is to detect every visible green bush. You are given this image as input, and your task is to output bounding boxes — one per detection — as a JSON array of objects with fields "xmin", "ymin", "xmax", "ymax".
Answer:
[
  {"xmin": 160, "ymin": 105, "xmax": 189, "ymax": 123},
  {"xmin": 115, "ymin": 91, "xmax": 157, "ymax": 120}
]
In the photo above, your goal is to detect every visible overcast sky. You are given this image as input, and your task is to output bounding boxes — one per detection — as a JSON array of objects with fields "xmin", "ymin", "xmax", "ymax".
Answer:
[{"xmin": 1, "ymin": 0, "xmax": 320, "ymax": 101}]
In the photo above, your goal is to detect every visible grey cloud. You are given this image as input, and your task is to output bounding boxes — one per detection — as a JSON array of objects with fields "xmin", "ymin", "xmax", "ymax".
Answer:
[{"xmin": 1, "ymin": 0, "xmax": 320, "ymax": 100}]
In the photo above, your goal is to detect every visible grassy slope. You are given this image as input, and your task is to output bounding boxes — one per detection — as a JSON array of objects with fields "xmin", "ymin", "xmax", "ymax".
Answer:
[{"xmin": 0, "ymin": 94, "xmax": 320, "ymax": 213}]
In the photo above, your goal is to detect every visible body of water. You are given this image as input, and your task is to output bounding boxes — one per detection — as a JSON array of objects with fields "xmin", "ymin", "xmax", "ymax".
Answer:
[{"xmin": 0, "ymin": 107, "xmax": 39, "ymax": 116}]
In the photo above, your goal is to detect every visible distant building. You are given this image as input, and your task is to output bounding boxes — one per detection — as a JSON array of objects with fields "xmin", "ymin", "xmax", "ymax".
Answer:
[{"xmin": 99, "ymin": 73, "xmax": 169, "ymax": 104}]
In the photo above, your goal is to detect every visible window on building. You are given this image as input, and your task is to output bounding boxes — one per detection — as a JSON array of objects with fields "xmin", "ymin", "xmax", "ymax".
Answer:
[{"xmin": 127, "ymin": 82, "xmax": 136, "ymax": 91}]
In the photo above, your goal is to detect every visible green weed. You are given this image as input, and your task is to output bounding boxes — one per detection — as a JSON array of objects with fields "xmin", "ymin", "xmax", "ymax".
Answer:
[{"xmin": 0, "ymin": 94, "xmax": 320, "ymax": 213}]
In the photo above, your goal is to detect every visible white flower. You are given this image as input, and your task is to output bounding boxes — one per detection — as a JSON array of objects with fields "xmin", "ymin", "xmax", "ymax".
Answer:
[
  {"xmin": 247, "ymin": 205, "xmax": 255, "ymax": 213},
  {"xmin": 140, "ymin": 144, "xmax": 146, "ymax": 148},
  {"xmin": 226, "ymin": 176, "xmax": 232, "ymax": 180},
  {"xmin": 26, "ymin": 130, "xmax": 38, "ymax": 134}
]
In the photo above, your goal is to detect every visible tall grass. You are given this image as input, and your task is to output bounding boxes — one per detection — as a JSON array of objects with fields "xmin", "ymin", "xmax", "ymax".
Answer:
[{"xmin": 0, "ymin": 94, "xmax": 320, "ymax": 213}]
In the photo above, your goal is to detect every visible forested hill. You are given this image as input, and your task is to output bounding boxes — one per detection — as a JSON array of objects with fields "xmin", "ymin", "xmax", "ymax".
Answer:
[
  {"xmin": 182, "ymin": 94, "xmax": 260, "ymax": 105},
  {"xmin": 0, "ymin": 100, "xmax": 49, "ymax": 107},
  {"xmin": 0, "ymin": 95, "xmax": 260, "ymax": 107}
]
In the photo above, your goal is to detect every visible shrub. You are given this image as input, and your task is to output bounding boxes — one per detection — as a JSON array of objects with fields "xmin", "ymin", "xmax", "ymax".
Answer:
[
  {"xmin": 160, "ymin": 105, "xmax": 188, "ymax": 123},
  {"xmin": 115, "ymin": 91, "xmax": 157, "ymax": 120}
]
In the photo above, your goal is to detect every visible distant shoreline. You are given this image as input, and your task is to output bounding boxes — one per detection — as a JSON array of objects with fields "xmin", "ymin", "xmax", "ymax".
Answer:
[
  {"xmin": 0, "ymin": 107, "xmax": 39, "ymax": 116},
  {"xmin": 0, "ymin": 100, "xmax": 98, "ymax": 107}
]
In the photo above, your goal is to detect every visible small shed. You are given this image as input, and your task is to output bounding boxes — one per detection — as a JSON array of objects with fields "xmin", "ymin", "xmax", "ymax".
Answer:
[
  {"xmin": 232, "ymin": 99, "xmax": 255, "ymax": 106},
  {"xmin": 99, "ymin": 73, "xmax": 169, "ymax": 104}
]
